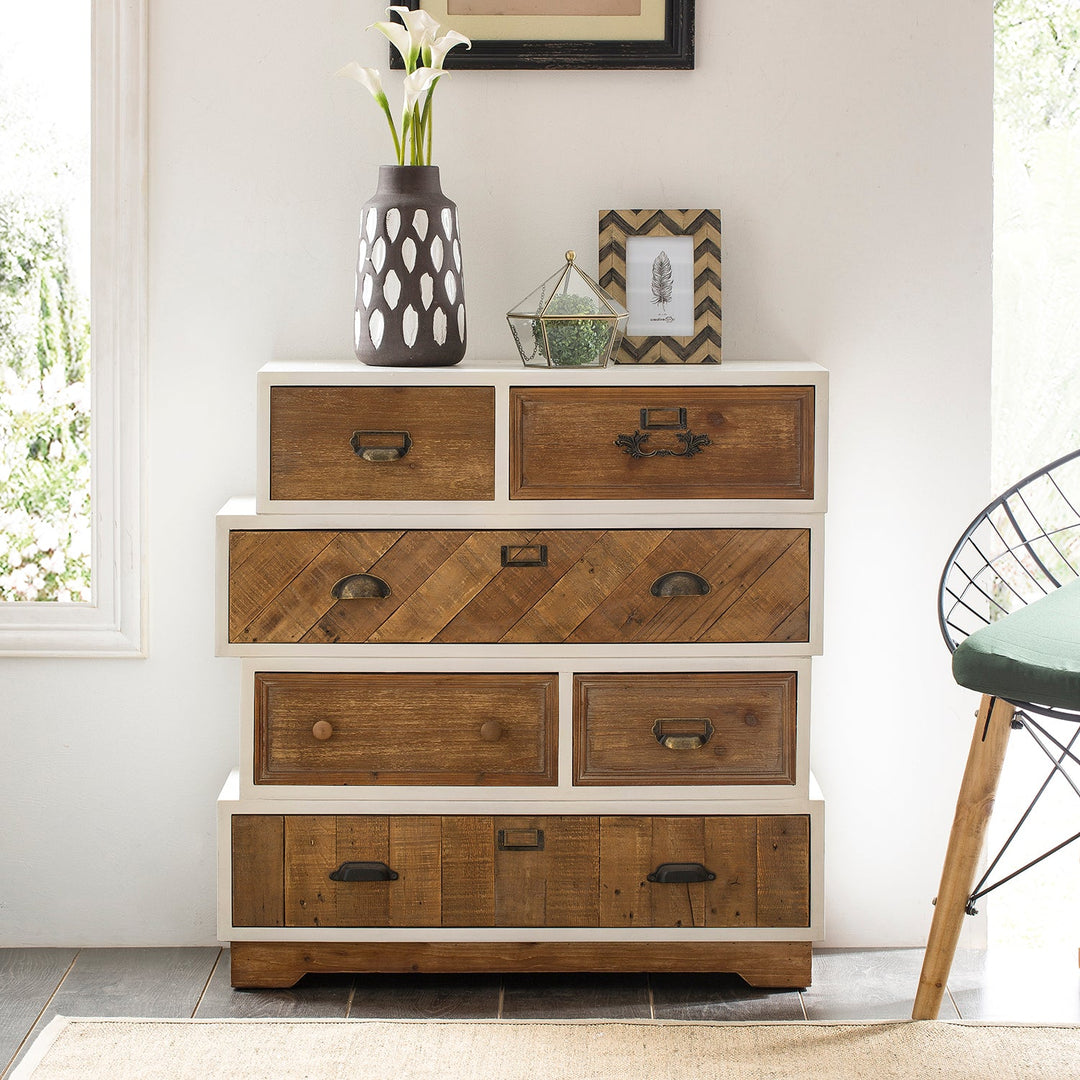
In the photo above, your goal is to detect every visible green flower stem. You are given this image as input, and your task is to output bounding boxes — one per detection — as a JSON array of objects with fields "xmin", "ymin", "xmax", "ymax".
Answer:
[
  {"xmin": 377, "ymin": 97, "xmax": 403, "ymax": 166},
  {"xmin": 422, "ymin": 93, "xmax": 434, "ymax": 165}
]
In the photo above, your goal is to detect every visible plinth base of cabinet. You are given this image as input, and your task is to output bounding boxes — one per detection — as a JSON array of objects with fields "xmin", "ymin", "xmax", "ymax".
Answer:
[{"xmin": 229, "ymin": 940, "xmax": 813, "ymax": 990}]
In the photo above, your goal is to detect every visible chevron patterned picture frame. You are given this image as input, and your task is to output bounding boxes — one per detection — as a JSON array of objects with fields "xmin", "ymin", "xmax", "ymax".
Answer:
[{"xmin": 598, "ymin": 209, "xmax": 721, "ymax": 363}]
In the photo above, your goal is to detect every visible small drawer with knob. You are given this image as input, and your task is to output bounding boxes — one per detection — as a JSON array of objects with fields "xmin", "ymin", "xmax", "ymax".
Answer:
[
  {"xmin": 573, "ymin": 672, "xmax": 797, "ymax": 786},
  {"xmin": 252, "ymin": 671, "xmax": 557, "ymax": 787},
  {"xmin": 268, "ymin": 385, "xmax": 495, "ymax": 503}
]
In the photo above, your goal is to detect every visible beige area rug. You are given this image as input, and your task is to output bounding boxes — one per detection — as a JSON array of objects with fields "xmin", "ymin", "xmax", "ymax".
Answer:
[{"xmin": 11, "ymin": 1016, "xmax": 1080, "ymax": 1080}]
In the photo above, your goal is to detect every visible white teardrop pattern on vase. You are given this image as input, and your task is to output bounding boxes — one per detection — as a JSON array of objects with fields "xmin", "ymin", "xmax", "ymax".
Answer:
[
  {"xmin": 457, "ymin": 304, "xmax": 466, "ymax": 343},
  {"xmin": 402, "ymin": 305, "xmax": 419, "ymax": 348},
  {"xmin": 420, "ymin": 273, "xmax": 434, "ymax": 310},
  {"xmin": 431, "ymin": 235, "xmax": 444, "ymax": 272},
  {"xmin": 401, "ymin": 237, "xmax": 416, "ymax": 273},
  {"xmin": 385, "ymin": 207, "xmax": 400, "ymax": 243},
  {"xmin": 383, "ymin": 270, "xmax": 401, "ymax": 310},
  {"xmin": 369, "ymin": 309, "xmax": 384, "ymax": 350},
  {"xmin": 357, "ymin": 239, "xmax": 368, "ymax": 267},
  {"xmin": 412, "ymin": 208, "xmax": 428, "ymax": 241},
  {"xmin": 365, "ymin": 207, "xmax": 377, "ymax": 244},
  {"xmin": 354, "ymin": 309, "xmax": 364, "ymax": 349},
  {"xmin": 441, "ymin": 207, "xmax": 453, "ymax": 238},
  {"xmin": 371, "ymin": 237, "xmax": 386, "ymax": 273},
  {"xmin": 433, "ymin": 307, "xmax": 447, "ymax": 346},
  {"xmin": 452, "ymin": 239, "xmax": 461, "ymax": 272},
  {"xmin": 361, "ymin": 273, "xmax": 374, "ymax": 308},
  {"xmin": 444, "ymin": 271, "xmax": 457, "ymax": 306}
]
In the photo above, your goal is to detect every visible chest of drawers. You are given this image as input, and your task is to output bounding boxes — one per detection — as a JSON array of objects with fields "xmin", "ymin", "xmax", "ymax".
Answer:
[{"xmin": 216, "ymin": 359, "xmax": 827, "ymax": 989}]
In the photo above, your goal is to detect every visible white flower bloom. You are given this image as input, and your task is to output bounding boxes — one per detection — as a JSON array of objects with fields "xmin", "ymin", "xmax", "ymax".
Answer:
[
  {"xmin": 402, "ymin": 67, "xmax": 446, "ymax": 116},
  {"xmin": 387, "ymin": 6, "xmax": 441, "ymax": 42},
  {"xmin": 337, "ymin": 63, "xmax": 389, "ymax": 107},
  {"xmin": 425, "ymin": 28, "xmax": 471, "ymax": 69},
  {"xmin": 369, "ymin": 18, "xmax": 421, "ymax": 71}
]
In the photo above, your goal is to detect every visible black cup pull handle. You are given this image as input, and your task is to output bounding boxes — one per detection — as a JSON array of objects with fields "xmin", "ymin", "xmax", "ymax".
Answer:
[
  {"xmin": 331, "ymin": 573, "xmax": 391, "ymax": 599},
  {"xmin": 647, "ymin": 863, "xmax": 716, "ymax": 884},
  {"xmin": 651, "ymin": 571, "xmax": 710, "ymax": 597},
  {"xmin": 350, "ymin": 430, "xmax": 412, "ymax": 462},
  {"xmin": 329, "ymin": 861, "xmax": 398, "ymax": 882}
]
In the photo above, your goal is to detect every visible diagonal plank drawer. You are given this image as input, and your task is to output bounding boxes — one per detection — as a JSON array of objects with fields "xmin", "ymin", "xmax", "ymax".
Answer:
[
  {"xmin": 253, "ymin": 671, "xmax": 558, "ymax": 787},
  {"xmin": 231, "ymin": 814, "xmax": 810, "ymax": 930},
  {"xmin": 228, "ymin": 528, "xmax": 811, "ymax": 645}
]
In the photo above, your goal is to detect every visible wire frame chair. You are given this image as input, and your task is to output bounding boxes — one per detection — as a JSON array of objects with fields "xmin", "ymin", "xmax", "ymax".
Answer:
[
  {"xmin": 936, "ymin": 445, "xmax": 1080, "ymax": 914},
  {"xmin": 939, "ymin": 446, "xmax": 1080, "ymax": 721}
]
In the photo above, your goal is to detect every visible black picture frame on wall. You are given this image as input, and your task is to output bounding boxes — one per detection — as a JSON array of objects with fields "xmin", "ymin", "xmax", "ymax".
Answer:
[{"xmin": 388, "ymin": 1, "xmax": 694, "ymax": 70}]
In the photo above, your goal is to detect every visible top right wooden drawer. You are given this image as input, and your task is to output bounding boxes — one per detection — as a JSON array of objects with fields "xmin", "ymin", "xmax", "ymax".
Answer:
[{"xmin": 509, "ymin": 386, "xmax": 815, "ymax": 501}]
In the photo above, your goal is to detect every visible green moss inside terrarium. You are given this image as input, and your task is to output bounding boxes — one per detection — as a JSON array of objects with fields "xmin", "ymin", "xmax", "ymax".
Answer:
[{"xmin": 533, "ymin": 293, "xmax": 614, "ymax": 367}]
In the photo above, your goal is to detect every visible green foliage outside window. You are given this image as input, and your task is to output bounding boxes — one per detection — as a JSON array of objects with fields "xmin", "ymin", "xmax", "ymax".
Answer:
[{"xmin": 0, "ymin": 95, "xmax": 91, "ymax": 602}]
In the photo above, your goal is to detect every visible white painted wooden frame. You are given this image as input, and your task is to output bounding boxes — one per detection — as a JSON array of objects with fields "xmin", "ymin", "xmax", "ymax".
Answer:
[
  {"xmin": 215, "ymin": 499, "xmax": 826, "ymax": 659},
  {"xmin": 237, "ymin": 654, "xmax": 814, "ymax": 803},
  {"xmin": 217, "ymin": 770, "xmax": 826, "ymax": 944},
  {"xmin": 255, "ymin": 359, "xmax": 829, "ymax": 518},
  {"xmin": 0, "ymin": 0, "xmax": 148, "ymax": 656}
]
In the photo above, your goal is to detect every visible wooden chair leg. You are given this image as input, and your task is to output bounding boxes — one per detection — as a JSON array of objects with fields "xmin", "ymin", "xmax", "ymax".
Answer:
[{"xmin": 913, "ymin": 693, "xmax": 1014, "ymax": 1019}]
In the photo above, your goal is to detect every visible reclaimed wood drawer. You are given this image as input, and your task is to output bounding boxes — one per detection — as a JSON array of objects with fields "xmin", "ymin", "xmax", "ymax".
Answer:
[
  {"xmin": 573, "ymin": 672, "xmax": 797, "ymax": 786},
  {"xmin": 509, "ymin": 386, "xmax": 814, "ymax": 501},
  {"xmin": 253, "ymin": 671, "xmax": 557, "ymax": 787},
  {"xmin": 599, "ymin": 815, "xmax": 810, "ymax": 928},
  {"xmin": 268, "ymin": 385, "xmax": 495, "ymax": 502},
  {"xmin": 228, "ymin": 527, "xmax": 811, "ymax": 645},
  {"xmin": 231, "ymin": 813, "xmax": 810, "ymax": 929},
  {"xmin": 232, "ymin": 814, "xmax": 600, "ymax": 928}
]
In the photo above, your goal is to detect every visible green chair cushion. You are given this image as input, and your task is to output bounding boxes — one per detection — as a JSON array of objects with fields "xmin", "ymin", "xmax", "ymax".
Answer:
[{"xmin": 952, "ymin": 575, "xmax": 1080, "ymax": 711}]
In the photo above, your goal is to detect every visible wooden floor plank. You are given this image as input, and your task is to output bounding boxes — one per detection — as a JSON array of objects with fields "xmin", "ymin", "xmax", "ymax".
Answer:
[
  {"xmin": 0, "ymin": 949, "xmax": 76, "ymax": 1078},
  {"xmin": 801, "ymin": 948, "xmax": 960, "ymax": 1021},
  {"xmin": 650, "ymin": 972, "xmax": 805, "ymax": 1021},
  {"xmin": 500, "ymin": 973, "xmax": 651, "ymax": 1019},
  {"xmin": 349, "ymin": 973, "xmax": 501, "ymax": 1019},
  {"xmin": 195, "ymin": 951, "xmax": 353, "ymax": 1019}
]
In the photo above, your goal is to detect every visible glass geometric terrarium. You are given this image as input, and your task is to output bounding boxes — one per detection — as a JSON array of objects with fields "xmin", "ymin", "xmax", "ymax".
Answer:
[{"xmin": 507, "ymin": 250, "xmax": 629, "ymax": 367}]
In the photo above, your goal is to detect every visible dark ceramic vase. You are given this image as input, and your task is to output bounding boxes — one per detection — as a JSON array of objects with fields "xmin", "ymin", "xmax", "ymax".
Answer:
[{"xmin": 354, "ymin": 165, "xmax": 466, "ymax": 367}]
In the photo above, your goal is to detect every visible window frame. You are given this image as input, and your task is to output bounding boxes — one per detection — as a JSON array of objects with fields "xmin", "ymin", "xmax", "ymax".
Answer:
[{"xmin": 0, "ymin": 0, "xmax": 147, "ymax": 656}]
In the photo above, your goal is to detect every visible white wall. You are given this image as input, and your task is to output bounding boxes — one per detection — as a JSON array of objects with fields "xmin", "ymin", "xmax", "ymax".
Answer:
[{"xmin": 0, "ymin": 0, "xmax": 992, "ymax": 948}]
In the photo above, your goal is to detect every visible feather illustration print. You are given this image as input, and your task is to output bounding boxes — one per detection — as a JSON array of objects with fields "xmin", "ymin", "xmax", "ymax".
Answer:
[{"xmin": 651, "ymin": 250, "xmax": 673, "ymax": 315}]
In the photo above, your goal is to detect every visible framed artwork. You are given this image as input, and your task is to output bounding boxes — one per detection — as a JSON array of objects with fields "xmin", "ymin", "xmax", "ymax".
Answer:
[
  {"xmin": 389, "ymin": 0, "xmax": 694, "ymax": 70},
  {"xmin": 598, "ymin": 209, "xmax": 721, "ymax": 363}
]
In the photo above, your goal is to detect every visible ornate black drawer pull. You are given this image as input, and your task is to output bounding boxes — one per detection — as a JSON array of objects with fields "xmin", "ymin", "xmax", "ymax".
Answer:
[
  {"xmin": 647, "ymin": 863, "xmax": 716, "ymax": 884},
  {"xmin": 614, "ymin": 430, "xmax": 710, "ymax": 459},
  {"xmin": 331, "ymin": 573, "xmax": 391, "ymax": 599},
  {"xmin": 329, "ymin": 861, "xmax": 398, "ymax": 882},
  {"xmin": 651, "ymin": 571, "xmax": 710, "ymax": 597},
  {"xmin": 652, "ymin": 717, "xmax": 714, "ymax": 750},
  {"xmin": 350, "ymin": 430, "xmax": 412, "ymax": 462}
]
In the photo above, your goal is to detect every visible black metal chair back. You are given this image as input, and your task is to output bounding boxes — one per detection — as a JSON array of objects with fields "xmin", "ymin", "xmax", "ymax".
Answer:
[{"xmin": 938, "ymin": 446, "xmax": 1080, "ymax": 721}]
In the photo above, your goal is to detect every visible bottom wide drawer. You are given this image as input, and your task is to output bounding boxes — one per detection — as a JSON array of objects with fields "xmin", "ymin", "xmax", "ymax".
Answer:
[{"xmin": 231, "ymin": 814, "xmax": 810, "ymax": 930}]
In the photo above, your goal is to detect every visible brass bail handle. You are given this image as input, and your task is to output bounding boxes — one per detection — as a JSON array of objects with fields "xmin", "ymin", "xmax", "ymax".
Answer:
[
  {"xmin": 350, "ymin": 430, "xmax": 412, "ymax": 462},
  {"xmin": 652, "ymin": 717, "xmax": 714, "ymax": 750}
]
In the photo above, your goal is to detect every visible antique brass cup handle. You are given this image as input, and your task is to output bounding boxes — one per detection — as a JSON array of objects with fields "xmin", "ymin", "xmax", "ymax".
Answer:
[
  {"xmin": 652, "ymin": 717, "xmax": 714, "ymax": 750},
  {"xmin": 350, "ymin": 430, "xmax": 412, "ymax": 462}
]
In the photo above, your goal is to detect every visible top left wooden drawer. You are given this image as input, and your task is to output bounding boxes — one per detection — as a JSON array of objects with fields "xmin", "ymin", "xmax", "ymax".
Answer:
[{"xmin": 269, "ymin": 386, "xmax": 495, "ymax": 502}]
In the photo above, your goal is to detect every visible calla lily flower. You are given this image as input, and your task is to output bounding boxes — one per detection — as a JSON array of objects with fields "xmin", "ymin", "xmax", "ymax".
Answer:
[
  {"xmin": 342, "ymin": 10, "xmax": 465, "ymax": 166},
  {"xmin": 424, "ymin": 29, "xmax": 471, "ymax": 69},
  {"xmin": 368, "ymin": 18, "xmax": 420, "ymax": 72}
]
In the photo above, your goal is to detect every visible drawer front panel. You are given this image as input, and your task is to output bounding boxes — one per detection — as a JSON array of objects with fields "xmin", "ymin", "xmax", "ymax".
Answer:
[
  {"xmin": 573, "ymin": 672, "xmax": 797, "ymax": 786},
  {"xmin": 599, "ymin": 815, "xmax": 810, "ymax": 929},
  {"xmin": 254, "ymin": 672, "xmax": 557, "ymax": 787},
  {"xmin": 510, "ymin": 386, "xmax": 814, "ymax": 501},
  {"xmin": 228, "ymin": 528, "xmax": 811, "ymax": 645},
  {"xmin": 269, "ymin": 386, "xmax": 495, "ymax": 502},
  {"xmin": 231, "ymin": 814, "xmax": 809, "ymax": 929}
]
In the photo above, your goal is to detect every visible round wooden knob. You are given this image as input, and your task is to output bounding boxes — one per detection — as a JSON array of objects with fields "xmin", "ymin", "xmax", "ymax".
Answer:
[
  {"xmin": 311, "ymin": 721, "xmax": 334, "ymax": 741},
  {"xmin": 479, "ymin": 720, "xmax": 504, "ymax": 742}
]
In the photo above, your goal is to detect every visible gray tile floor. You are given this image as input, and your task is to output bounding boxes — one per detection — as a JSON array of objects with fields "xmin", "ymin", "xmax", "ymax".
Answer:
[{"xmin": 2, "ymin": 946, "xmax": 1079, "ymax": 1078}]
